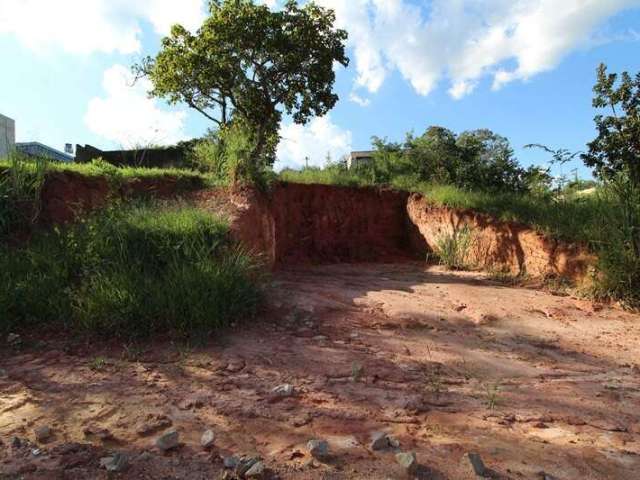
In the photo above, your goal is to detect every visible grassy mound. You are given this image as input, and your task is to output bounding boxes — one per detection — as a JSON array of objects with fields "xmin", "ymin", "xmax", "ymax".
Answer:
[{"xmin": 0, "ymin": 203, "xmax": 263, "ymax": 338}]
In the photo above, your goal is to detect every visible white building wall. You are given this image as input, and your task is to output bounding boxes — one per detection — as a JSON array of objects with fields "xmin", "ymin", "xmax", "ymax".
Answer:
[{"xmin": 0, "ymin": 113, "xmax": 16, "ymax": 159}]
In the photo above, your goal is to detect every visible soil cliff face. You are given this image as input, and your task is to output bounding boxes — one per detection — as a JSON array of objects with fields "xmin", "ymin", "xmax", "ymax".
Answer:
[
  {"xmin": 269, "ymin": 183, "xmax": 415, "ymax": 264},
  {"xmin": 35, "ymin": 174, "xmax": 594, "ymax": 282},
  {"xmin": 406, "ymin": 193, "xmax": 595, "ymax": 282}
]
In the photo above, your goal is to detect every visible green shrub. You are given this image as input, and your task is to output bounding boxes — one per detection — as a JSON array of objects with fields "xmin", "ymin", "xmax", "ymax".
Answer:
[
  {"xmin": 433, "ymin": 225, "xmax": 474, "ymax": 270},
  {"xmin": 0, "ymin": 203, "xmax": 263, "ymax": 337}
]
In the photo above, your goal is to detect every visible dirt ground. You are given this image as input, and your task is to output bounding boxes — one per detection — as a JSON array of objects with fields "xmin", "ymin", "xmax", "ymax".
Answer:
[{"xmin": 1, "ymin": 262, "xmax": 639, "ymax": 479}]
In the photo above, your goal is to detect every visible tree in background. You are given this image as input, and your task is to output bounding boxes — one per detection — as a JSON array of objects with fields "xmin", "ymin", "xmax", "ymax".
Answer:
[
  {"xmin": 368, "ymin": 126, "xmax": 527, "ymax": 193},
  {"xmin": 135, "ymin": 0, "xmax": 348, "ymax": 176},
  {"xmin": 582, "ymin": 63, "xmax": 640, "ymax": 186}
]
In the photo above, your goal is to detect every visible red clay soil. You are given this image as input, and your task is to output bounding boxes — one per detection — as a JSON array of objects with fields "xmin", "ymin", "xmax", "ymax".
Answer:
[
  {"xmin": 38, "ymin": 171, "xmax": 201, "ymax": 225},
  {"xmin": 1, "ymin": 263, "xmax": 639, "ymax": 479},
  {"xmin": 407, "ymin": 194, "xmax": 595, "ymax": 283},
  {"xmin": 270, "ymin": 183, "xmax": 416, "ymax": 264}
]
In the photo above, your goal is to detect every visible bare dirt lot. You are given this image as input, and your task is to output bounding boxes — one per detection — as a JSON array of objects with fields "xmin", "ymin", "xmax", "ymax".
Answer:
[{"xmin": 1, "ymin": 263, "xmax": 639, "ymax": 479}]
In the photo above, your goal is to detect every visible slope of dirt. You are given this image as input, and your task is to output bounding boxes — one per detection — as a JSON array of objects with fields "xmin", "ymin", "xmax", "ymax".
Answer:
[
  {"xmin": 2, "ymin": 263, "xmax": 638, "ymax": 479},
  {"xmin": 407, "ymin": 194, "xmax": 595, "ymax": 282}
]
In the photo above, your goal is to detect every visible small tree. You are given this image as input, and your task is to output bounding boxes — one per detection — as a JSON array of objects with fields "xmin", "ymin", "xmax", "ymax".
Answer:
[
  {"xmin": 134, "ymin": 0, "xmax": 348, "ymax": 172},
  {"xmin": 582, "ymin": 63, "xmax": 640, "ymax": 185}
]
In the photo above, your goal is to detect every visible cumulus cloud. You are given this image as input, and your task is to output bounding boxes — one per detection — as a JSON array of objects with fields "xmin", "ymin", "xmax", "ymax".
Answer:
[
  {"xmin": 275, "ymin": 116, "xmax": 352, "ymax": 171},
  {"xmin": 318, "ymin": 0, "xmax": 640, "ymax": 98},
  {"xmin": 85, "ymin": 64, "xmax": 188, "ymax": 148},
  {"xmin": 349, "ymin": 92, "xmax": 372, "ymax": 107},
  {"xmin": 0, "ymin": 0, "xmax": 205, "ymax": 54}
]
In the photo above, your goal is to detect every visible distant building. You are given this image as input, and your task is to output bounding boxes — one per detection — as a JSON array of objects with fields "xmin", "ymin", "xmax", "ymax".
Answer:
[
  {"xmin": 348, "ymin": 150, "xmax": 375, "ymax": 169},
  {"xmin": 16, "ymin": 142, "xmax": 74, "ymax": 163},
  {"xmin": 0, "ymin": 113, "xmax": 16, "ymax": 158}
]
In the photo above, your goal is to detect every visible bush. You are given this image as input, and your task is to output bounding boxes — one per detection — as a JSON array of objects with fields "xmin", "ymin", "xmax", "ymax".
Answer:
[
  {"xmin": 0, "ymin": 203, "xmax": 263, "ymax": 337},
  {"xmin": 433, "ymin": 225, "xmax": 474, "ymax": 270}
]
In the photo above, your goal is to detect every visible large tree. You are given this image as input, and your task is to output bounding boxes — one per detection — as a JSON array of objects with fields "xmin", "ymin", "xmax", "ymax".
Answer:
[
  {"xmin": 135, "ymin": 0, "xmax": 348, "ymax": 165},
  {"xmin": 582, "ymin": 63, "xmax": 640, "ymax": 185}
]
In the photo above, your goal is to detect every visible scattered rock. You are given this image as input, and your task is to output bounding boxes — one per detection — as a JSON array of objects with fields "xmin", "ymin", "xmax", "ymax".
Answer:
[
  {"xmin": 313, "ymin": 335, "xmax": 328, "ymax": 342},
  {"xmin": 466, "ymin": 452, "xmax": 486, "ymax": 477},
  {"xmin": 137, "ymin": 451, "xmax": 153, "ymax": 462},
  {"xmin": 244, "ymin": 460, "xmax": 265, "ymax": 478},
  {"xmin": 272, "ymin": 384, "xmax": 295, "ymax": 398},
  {"xmin": 155, "ymin": 430, "xmax": 179, "ymax": 451},
  {"xmin": 226, "ymin": 360, "xmax": 245, "ymax": 372},
  {"xmin": 395, "ymin": 451, "xmax": 418, "ymax": 474},
  {"xmin": 307, "ymin": 439, "xmax": 329, "ymax": 460},
  {"xmin": 201, "ymin": 429, "xmax": 216, "ymax": 449},
  {"xmin": 389, "ymin": 436, "xmax": 400, "ymax": 448},
  {"xmin": 31, "ymin": 448, "xmax": 42, "ymax": 456},
  {"xmin": 236, "ymin": 457, "xmax": 261, "ymax": 477},
  {"xmin": 7, "ymin": 333, "xmax": 21, "ymax": 345},
  {"xmin": 34, "ymin": 426, "xmax": 51, "ymax": 442},
  {"xmin": 100, "ymin": 452, "xmax": 128, "ymax": 472},
  {"xmin": 370, "ymin": 431, "xmax": 390, "ymax": 450}
]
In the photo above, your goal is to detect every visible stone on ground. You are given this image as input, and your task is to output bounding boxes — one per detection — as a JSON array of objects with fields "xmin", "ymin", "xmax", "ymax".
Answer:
[
  {"xmin": 201, "ymin": 429, "xmax": 215, "ymax": 448},
  {"xmin": 395, "ymin": 451, "xmax": 418, "ymax": 474},
  {"xmin": 34, "ymin": 426, "xmax": 51, "ymax": 442},
  {"xmin": 155, "ymin": 430, "xmax": 179, "ymax": 451},
  {"xmin": 272, "ymin": 384, "xmax": 295, "ymax": 397},
  {"xmin": 306, "ymin": 439, "xmax": 329, "ymax": 460},
  {"xmin": 99, "ymin": 452, "xmax": 128, "ymax": 472},
  {"xmin": 370, "ymin": 431, "xmax": 390, "ymax": 450},
  {"xmin": 466, "ymin": 452, "xmax": 486, "ymax": 477},
  {"xmin": 244, "ymin": 460, "xmax": 265, "ymax": 478}
]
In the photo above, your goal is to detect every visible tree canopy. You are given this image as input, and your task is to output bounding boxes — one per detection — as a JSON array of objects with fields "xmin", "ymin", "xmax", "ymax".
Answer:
[
  {"xmin": 582, "ymin": 63, "xmax": 640, "ymax": 185},
  {"xmin": 135, "ymin": 0, "xmax": 349, "ymax": 165}
]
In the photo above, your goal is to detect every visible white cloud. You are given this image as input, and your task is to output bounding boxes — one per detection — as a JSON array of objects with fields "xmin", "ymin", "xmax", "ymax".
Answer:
[
  {"xmin": 276, "ymin": 116, "xmax": 352, "ymax": 171},
  {"xmin": 318, "ymin": 0, "xmax": 640, "ymax": 98},
  {"xmin": 349, "ymin": 92, "xmax": 372, "ymax": 107},
  {"xmin": 85, "ymin": 64, "xmax": 188, "ymax": 148},
  {"xmin": 0, "ymin": 0, "xmax": 205, "ymax": 54}
]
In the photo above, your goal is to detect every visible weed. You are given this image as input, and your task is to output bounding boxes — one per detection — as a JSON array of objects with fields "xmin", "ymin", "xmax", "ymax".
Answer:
[
  {"xmin": 89, "ymin": 356, "xmax": 107, "ymax": 371},
  {"xmin": 434, "ymin": 225, "xmax": 474, "ymax": 270},
  {"xmin": 122, "ymin": 342, "xmax": 144, "ymax": 362},
  {"xmin": 483, "ymin": 382, "xmax": 501, "ymax": 409},
  {"xmin": 351, "ymin": 362, "xmax": 364, "ymax": 382}
]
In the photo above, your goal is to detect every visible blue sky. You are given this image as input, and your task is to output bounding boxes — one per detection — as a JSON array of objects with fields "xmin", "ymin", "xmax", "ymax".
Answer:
[{"xmin": 1, "ymin": 0, "xmax": 639, "ymax": 179}]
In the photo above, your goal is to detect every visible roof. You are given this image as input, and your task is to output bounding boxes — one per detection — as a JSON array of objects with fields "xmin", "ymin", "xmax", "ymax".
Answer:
[
  {"xmin": 350, "ymin": 150, "xmax": 375, "ymax": 158},
  {"xmin": 16, "ymin": 141, "xmax": 74, "ymax": 162}
]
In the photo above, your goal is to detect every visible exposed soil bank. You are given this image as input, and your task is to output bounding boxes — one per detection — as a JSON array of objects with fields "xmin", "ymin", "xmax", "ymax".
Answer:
[
  {"xmin": 270, "ymin": 183, "xmax": 416, "ymax": 264},
  {"xmin": 407, "ymin": 194, "xmax": 596, "ymax": 282},
  {"xmin": 33, "ymin": 174, "xmax": 594, "ymax": 281},
  {"xmin": 39, "ymin": 171, "xmax": 204, "ymax": 225}
]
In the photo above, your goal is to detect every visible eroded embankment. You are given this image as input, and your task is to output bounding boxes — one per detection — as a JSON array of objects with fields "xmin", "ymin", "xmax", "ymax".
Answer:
[
  {"xmin": 31, "ymin": 173, "xmax": 594, "ymax": 282},
  {"xmin": 407, "ymin": 193, "xmax": 595, "ymax": 282}
]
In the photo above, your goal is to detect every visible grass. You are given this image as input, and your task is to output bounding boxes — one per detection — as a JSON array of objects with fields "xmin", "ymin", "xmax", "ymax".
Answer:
[
  {"xmin": 0, "ymin": 202, "xmax": 263, "ymax": 338},
  {"xmin": 433, "ymin": 225, "xmax": 474, "ymax": 270},
  {"xmin": 280, "ymin": 167, "xmax": 374, "ymax": 188}
]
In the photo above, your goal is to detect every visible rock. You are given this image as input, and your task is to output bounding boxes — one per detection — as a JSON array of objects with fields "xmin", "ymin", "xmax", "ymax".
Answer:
[
  {"xmin": 137, "ymin": 451, "xmax": 153, "ymax": 462},
  {"xmin": 31, "ymin": 448, "xmax": 42, "ymax": 456},
  {"xmin": 272, "ymin": 384, "xmax": 295, "ymax": 398},
  {"xmin": 155, "ymin": 430, "xmax": 179, "ymax": 451},
  {"xmin": 100, "ymin": 453, "xmax": 128, "ymax": 472},
  {"xmin": 223, "ymin": 456, "xmax": 240, "ymax": 469},
  {"xmin": 11, "ymin": 437, "xmax": 22, "ymax": 448},
  {"xmin": 466, "ymin": 452, "xmax": 486, "ymax": 477},
  {"xmin": 388, "ymin": 436, "xmax": 400, "ymax": 448},
  {"xmin": 7, "ymin": 333, "xmax": 21, "ymax": 345},
  {"xmin": 306, "ymin": 439, "xmax": 329, "ymax": 460},
  {"xmin": 313, "ymin": 335, "xmax": 328, "ymax": 342},
  {"xmin": 236, "ymin": 457, "xmax": 261, "ymax": 477},
  {"xmin": 201, "ymin": 429, "xmax": 215, "ymax": 448},
  {"xmin": 34, "ymin": 426, "xmax": 51, "ymax": 442},
  {"xmin": 395, "ymin": 451, "xmax": 418, "ymax": 474},
  {"xmin": 244, "ymin": 460, "xmax": 265, "ymax": 478},
  {"xmin": 370, "ymin": 431, "xmax": 390, "ymax": 450}
]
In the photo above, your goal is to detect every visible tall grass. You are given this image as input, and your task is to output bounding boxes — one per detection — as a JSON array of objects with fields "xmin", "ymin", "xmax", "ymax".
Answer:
[{"xmin": 0, "ymin": 202, "xmax": 263, "ymax": 337}]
